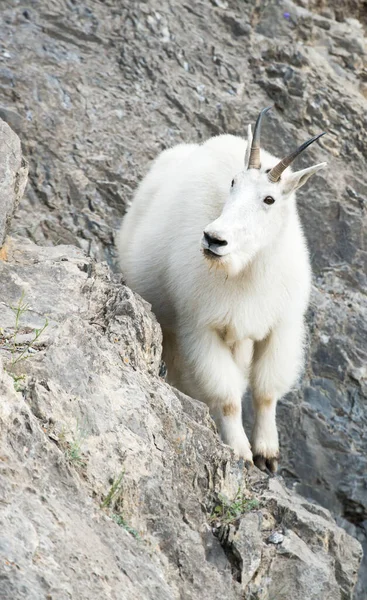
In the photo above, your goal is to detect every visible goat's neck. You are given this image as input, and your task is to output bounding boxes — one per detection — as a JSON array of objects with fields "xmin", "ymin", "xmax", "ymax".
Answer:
[{"xmin": 239, "ymin": 209, "xmax": 297, "ymax": 285}]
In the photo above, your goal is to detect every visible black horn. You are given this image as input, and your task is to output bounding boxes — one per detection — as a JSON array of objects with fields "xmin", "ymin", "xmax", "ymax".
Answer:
[
  {"xmin": 247, "ymin": 106, "xmax": 272, "ymax": 170},
  {"xmin": 267, "ymin": 132, "xmax": 326, "ymax": 183}
]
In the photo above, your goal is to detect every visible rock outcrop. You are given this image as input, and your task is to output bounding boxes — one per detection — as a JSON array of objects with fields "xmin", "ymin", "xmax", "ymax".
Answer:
[
  {"xmin": 0, "ymin": 119, "xmax": 28, "ymax": 247},
  {"xmin": 0, "ymin": 0, "xmax": 366, "ymax": 595},
  {"xmin": 0, "ymin": 238, "xmax": 362, "ymax": 599}
]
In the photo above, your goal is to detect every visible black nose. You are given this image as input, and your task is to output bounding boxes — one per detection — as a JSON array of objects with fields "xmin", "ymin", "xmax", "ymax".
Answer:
[{"xmin": 203, "ymin": 232, "xmax": 228, "ymax": 247}]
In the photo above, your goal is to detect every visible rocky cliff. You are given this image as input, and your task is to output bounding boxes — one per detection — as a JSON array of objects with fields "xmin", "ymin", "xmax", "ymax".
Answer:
[
  {"xmin": 0, "ymin": 0, "xmax": 366, "ymax": 597},
  {"xmin": 0, "ymin": 235, "xmax": 362, "ymax": 599}
]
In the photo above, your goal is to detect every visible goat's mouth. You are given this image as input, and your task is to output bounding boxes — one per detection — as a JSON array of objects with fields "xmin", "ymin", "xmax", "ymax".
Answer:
[{"xmin": 203, "ymin": 248, "xmax": 224, "ymax": 260}]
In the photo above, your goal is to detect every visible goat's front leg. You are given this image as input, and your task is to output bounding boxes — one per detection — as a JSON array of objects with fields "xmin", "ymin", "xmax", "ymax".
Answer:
[
  {"xmin": 250, "ymin": 318, "xmax": 305, "ymax": 473},
  {"xmin": 178, "ymin": 327, "xmax": 252, "ymax": 463}
]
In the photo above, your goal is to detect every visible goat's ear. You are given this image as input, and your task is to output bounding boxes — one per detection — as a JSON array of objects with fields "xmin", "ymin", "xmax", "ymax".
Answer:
[
  {"xmin": 244, "ymin": 124, "xmax": 253, "ymax": 168},
  {"xmin": 282, "ymin": 162, "xmax": 327, "ymax": 195}
]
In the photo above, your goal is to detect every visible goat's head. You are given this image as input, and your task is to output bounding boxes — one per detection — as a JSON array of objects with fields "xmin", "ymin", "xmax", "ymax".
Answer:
[{"xmin": 202, "ymin": 107, "xmax": 327, "ymax": 277}]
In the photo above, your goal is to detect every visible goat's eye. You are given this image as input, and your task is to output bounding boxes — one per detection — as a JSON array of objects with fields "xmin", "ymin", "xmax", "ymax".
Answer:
[
  {"xmin": 264, "ymin": 196, "xmax": 275, "ymax": 205},
  {"xmin": 231, "ymin": 179, "xmax": 235, "ymax": 188}
]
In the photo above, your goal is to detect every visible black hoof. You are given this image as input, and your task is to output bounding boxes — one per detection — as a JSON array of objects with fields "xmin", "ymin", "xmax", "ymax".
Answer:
[
  {"xmin": 253, "ymin": 454, "xmax": 278, "ymax": 474},
  {"xmin": 237, "ymin": 458, "xmax": 254, "ymax": 471}
]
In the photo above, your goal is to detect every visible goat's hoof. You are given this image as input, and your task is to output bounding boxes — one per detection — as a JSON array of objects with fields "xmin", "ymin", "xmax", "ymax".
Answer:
[
  {"xmin": 236, "ymin": 458, "xmax": 254, "ymax": 471},
  {"xmin": 253, "ymin": 454, "xmax": 278, "ymax": 474},
  {"xmin": 223, "ymin": 432, "xmax": 253, "ymax": 463}
]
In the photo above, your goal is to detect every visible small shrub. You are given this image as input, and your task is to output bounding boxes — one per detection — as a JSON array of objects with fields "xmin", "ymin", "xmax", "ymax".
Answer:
[
  {"xmin": 65, "ymin": 437, "xmax": 87, "ymax": 468},
  {"xmin": 210, "ymin": 488, "xmax": 259, "ymax": 526},
  {"xmin": 101, "ymin": 472, "xmax": 139, "ymax": 539},
  {"xmin": 2, "ymin": 291, "xmax": 48, "ymax": 389},
  {"xmin": 101, "ymin": 472, "xmax": 125, "ymax": 509},
  {"xmin": 59, "ymin": 421, "xmax": 88, "ymax": 470},
  {"xmin": 111, "ymin": 514, "xmax": 139, "ymax": 538}
]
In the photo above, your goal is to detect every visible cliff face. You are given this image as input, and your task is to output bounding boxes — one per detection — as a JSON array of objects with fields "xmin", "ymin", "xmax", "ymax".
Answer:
[
  {"xmin": 0, "ymin": 0, "xmax": 366, "ymax": 596},
  {"xmin": 0, "ymin": 119, "xmax": 27, "ymax": 247},
  {"xmin": 0, "ymin": 237, "xmax": 362, "ymax": 599}
]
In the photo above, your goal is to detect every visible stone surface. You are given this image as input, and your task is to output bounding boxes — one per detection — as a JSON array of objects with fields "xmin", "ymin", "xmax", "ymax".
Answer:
[
  {"xmin": 0, "ymin": 239, "xmax": 362, "ymax": 599},
  {"xmin": 0, "ymin": 119, "xmax": 28, "ymax": 247},
  {"xmin": 0, "ymin": 0, "xmax": 366, "ymax": 595}
]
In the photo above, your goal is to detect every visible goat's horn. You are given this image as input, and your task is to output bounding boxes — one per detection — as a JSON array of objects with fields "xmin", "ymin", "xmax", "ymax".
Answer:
[
  {"xmin": 247, "ymin": 106, "xmax": 272, "ymax": 170},
  {"xmin": 267, "ymin": 132, "xmax": 326, "ymax": 183}
]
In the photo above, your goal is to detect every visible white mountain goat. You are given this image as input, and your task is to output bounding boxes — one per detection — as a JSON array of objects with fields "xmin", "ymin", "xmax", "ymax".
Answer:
[{"xmin": 117, "ymin": 107, "xmax": 326, "ymax": 471}]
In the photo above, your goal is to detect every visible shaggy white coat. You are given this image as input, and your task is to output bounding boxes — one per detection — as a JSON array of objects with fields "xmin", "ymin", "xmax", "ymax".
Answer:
[{"xmin": 117, "ymin": 130, "xmax": 325, "ymax": 469}]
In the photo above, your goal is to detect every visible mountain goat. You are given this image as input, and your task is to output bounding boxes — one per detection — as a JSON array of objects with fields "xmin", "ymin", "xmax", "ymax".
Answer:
[{"xmin": 117, "ymin": 107, "xmax": 326, "ymax": 472}]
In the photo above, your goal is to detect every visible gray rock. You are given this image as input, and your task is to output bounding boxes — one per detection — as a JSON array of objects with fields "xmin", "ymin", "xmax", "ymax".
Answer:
[
  {"xmin": 267, "ymin": 531, "xmax": 285, "ymax": 545},
  {"xmin": 0, "ymin": 119, "xmax": 28, "ymax": 247},
  {"xmin": 0, "ymin": 239, "xmax": 362, "ymax": 599}
]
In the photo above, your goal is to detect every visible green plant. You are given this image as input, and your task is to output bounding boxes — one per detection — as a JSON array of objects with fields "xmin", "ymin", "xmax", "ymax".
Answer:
[
  {"xmin": 66, "ymin": 438, "xmax": 86, "ymax": 468},
  {"xmin": 101, "ymin": 471, "xmax": 125, "ymax": 509},
  {"xmin": 64, "ymin": 421, "xmax": 87, "ymax": 468},
  {"xmin": 10, "ymin": 290, "xmax": 28, "ymax": 343},
  {"xmin": 111, "ymin": 514, "xmax": 139, "ymax": 538},
  {"xmin": 101, "ymin": 472, "xmax": 140, "ymax": 539},
  {"xmin": 10, "ymin": 373, "xmax": 26, "ymax": 392},
  {"xmin": 4, "ymin": 291, "xmax": 48, "ymax": 380},
  {"xmin": 210, "ymin": 489, "xmax": 259, "ymax": 526},
  {"xmin": 57, "ymin": 421, "xmax": 87, "ymax": 469}
]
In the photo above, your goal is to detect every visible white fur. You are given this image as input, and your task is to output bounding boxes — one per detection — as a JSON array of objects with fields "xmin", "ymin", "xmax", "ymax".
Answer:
[{"xmin": 117, "ymin": 129, "xmax": 326, "ymax": 468}]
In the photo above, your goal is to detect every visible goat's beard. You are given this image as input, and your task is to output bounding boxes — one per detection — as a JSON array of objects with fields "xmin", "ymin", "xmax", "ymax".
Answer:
[{"xmin": 204, "ymin": 249, "xmax": 255, "ymax": 279}]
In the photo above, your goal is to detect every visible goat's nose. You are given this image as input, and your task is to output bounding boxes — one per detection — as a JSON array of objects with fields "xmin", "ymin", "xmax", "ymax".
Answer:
[{"xmin": 203, "ymin": 231, "xmax": 228, "ymax": 247}]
